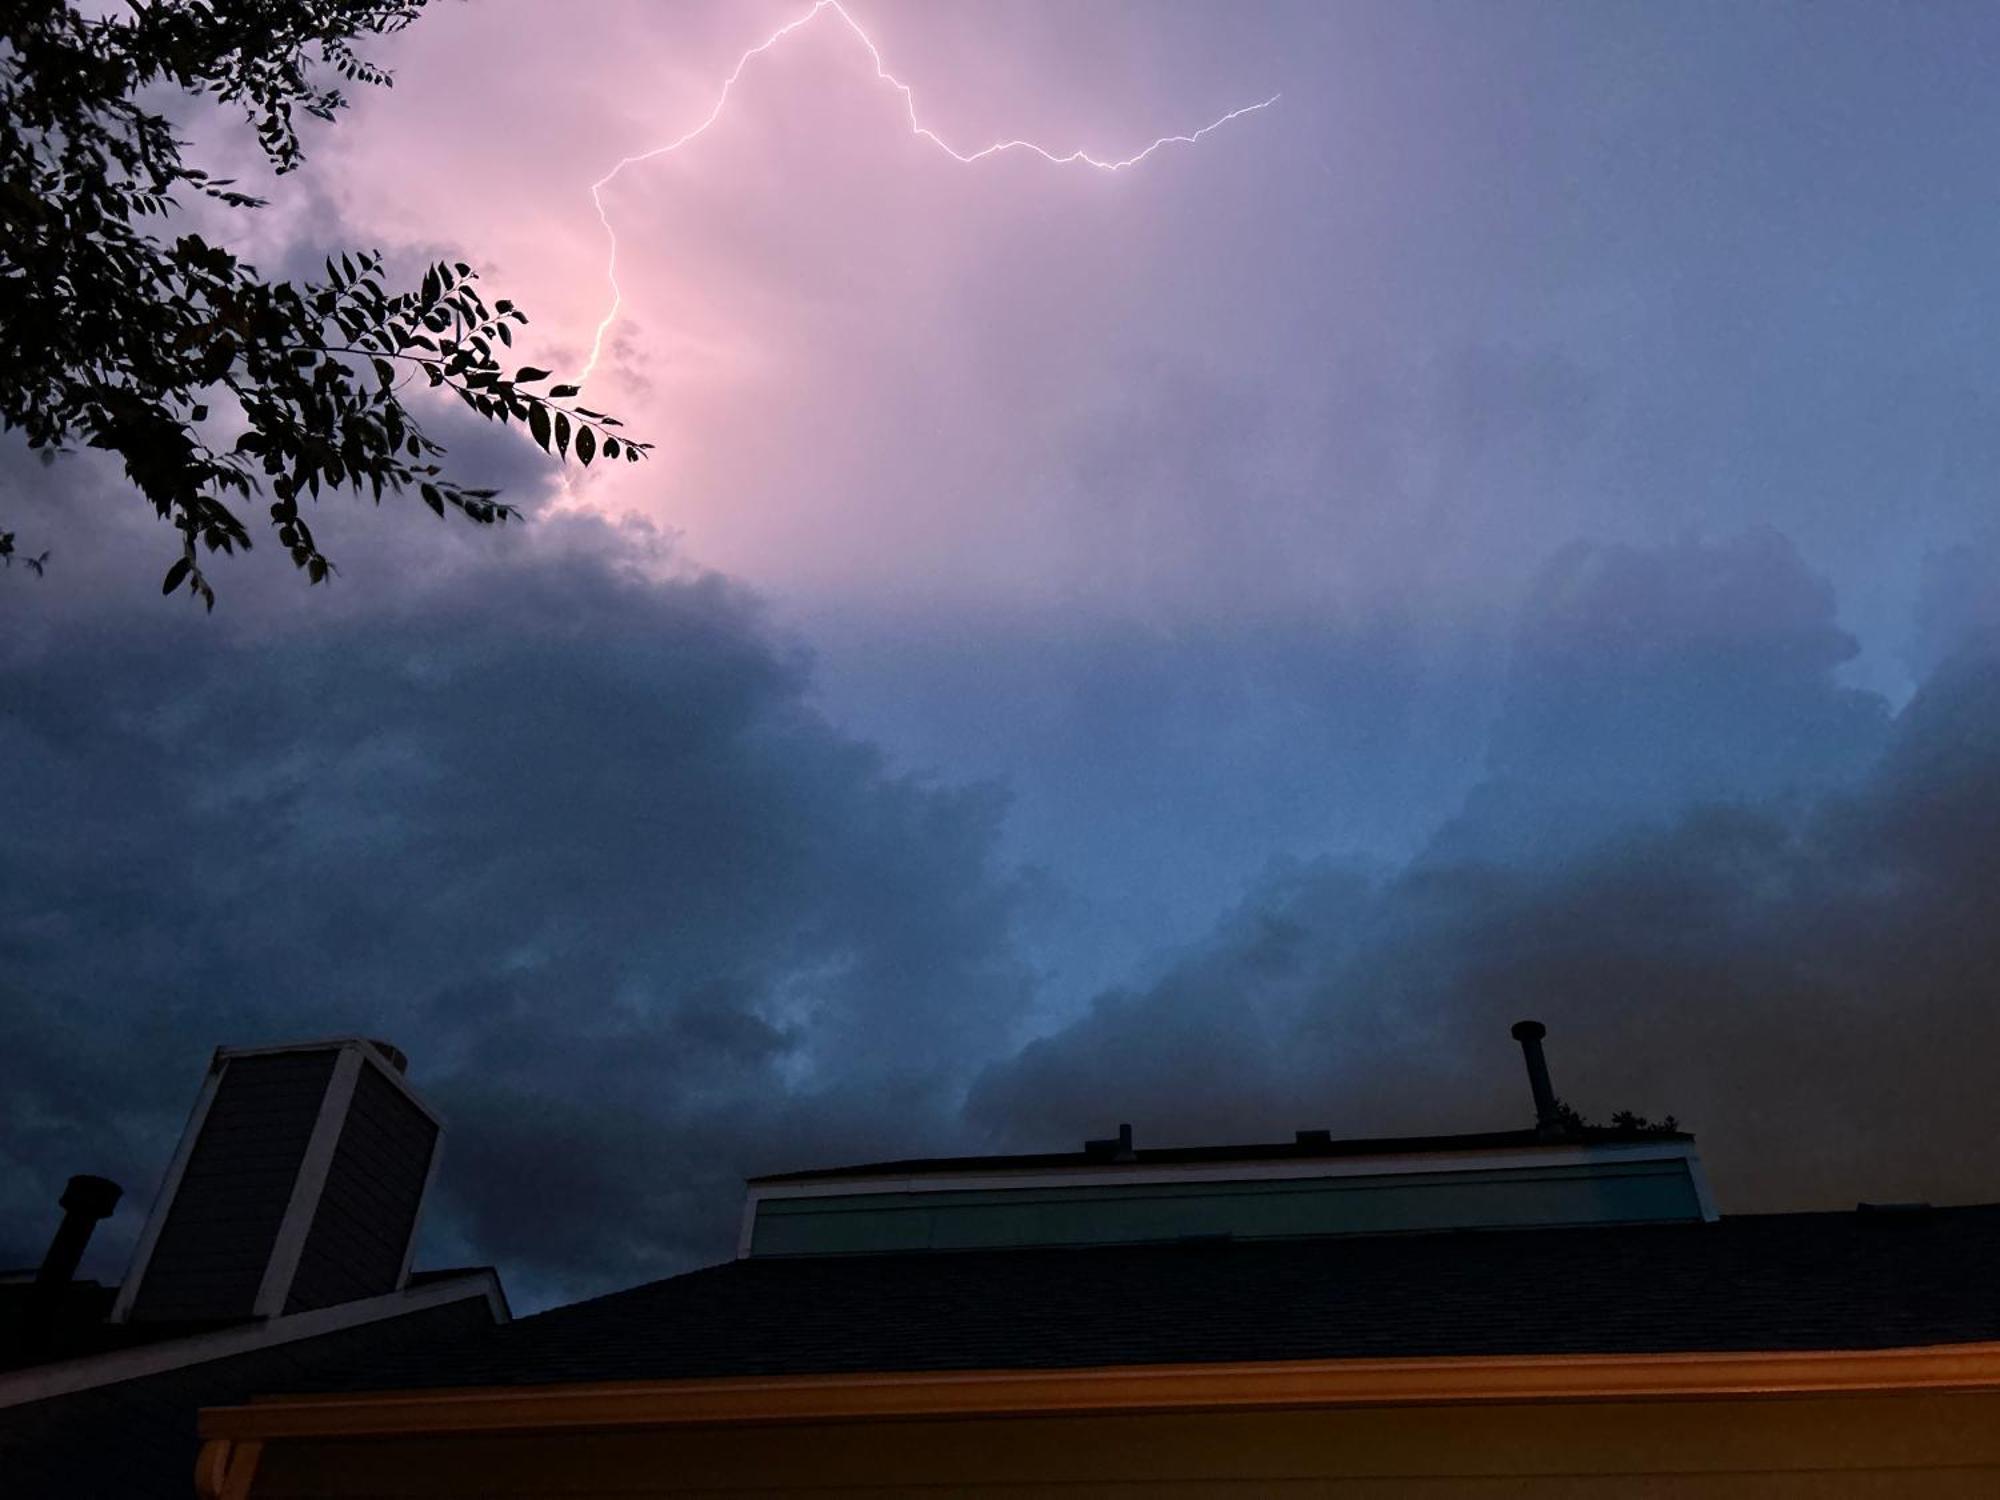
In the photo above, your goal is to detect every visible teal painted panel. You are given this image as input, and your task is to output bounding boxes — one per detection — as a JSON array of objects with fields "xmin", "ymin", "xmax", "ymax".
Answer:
[{"xmin": 749, "ymin": 1160, "xmax": 1703, "ymax": 1256}]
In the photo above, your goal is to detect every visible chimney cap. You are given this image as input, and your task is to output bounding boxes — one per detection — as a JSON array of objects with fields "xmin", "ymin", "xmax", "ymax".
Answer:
[
  {"xmin": 59, "ymin": 1175, "xmax": 122, "ymax": 1220},
  {"xmin": 1510, "ymin": 1019, "xmax": 1547, "ymax": 1042}
]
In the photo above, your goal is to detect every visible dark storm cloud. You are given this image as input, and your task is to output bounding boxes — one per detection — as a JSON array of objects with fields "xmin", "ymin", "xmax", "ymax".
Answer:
[
  {"xmin": 9, "ymin": 466, "xmax": 1997, "ymax": 1301},
  {"xmin": 968, "ymin": 533, "xmax": 2000, "ymax": 1215},
  {"xmin": 0, "ymin": 484, "xmax": 1031, "ymax": 1299},
  {"xmin": 807, "ymin": 605, "xmax": 1507, "ymax": 1010},
  {"xmin": 1433, "ymin": 528, "xmax": 1891, "ymax": 863},
  {"xmin": 0, "ymin": 118, "xmax": 1036, "ymax": 1303},
  {"xmin": 1909, "ymin": 534, "xmax": 2000, "ymax": 683},
  {"xmin": 804, "ymin": 336, "xmax": 1612, "ymax": 1002},
  {"xmin": 18, "ymin": 0, "xmax": 2000, "ymax": 1320}
]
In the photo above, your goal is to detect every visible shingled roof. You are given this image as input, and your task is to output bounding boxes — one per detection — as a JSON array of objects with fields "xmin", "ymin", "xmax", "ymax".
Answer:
[{"xmin": 287, "ymin": 1203, "xmax": 2000, "ymax": 1396}]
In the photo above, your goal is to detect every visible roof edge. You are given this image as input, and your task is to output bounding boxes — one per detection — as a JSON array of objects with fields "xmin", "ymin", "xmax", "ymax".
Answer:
[
  {"xmin": 748, "ymin": 1128, "xmax": 1697, "ymax": 1186},
  {"xmin": 0, "ymin": 1270, "xmax": 508, "ymax": 1411},
  {"xmin": 738, "ymin": 1140, "xmax": 1712, "ymax": 1251},
  {"xmin": 198, "ymin": 1338, "xmax": 2000, "ymax": 1445}
]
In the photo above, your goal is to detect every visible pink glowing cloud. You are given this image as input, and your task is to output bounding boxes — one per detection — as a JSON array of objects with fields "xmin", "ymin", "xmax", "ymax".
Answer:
[
  {"xmin": 580, "ymin": 0, "xmax": 1277, "ymax": 385},
  {"xmin": 312, "ymin": 3, "xmax": 1400, "ymax": 617}
]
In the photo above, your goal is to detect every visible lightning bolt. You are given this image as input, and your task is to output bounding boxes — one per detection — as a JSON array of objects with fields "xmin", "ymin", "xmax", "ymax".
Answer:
[{"xmin": 578, "ymin": 0, "xmax": 1278, "ymax": 387}]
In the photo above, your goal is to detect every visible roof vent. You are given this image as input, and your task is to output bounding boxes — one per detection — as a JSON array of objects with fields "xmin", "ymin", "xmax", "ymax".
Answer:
[
  {"xmin": 23, "ymin": 1174, "xmax": 122, "ymax": 1355},
  {"xmin": 36, "ymin": 1174, "xmax": 122, "ymax": 1290},
  {"xmin": 1083, "ymin": 1123, "xmax": 1137, "ymax": 1163},
  {"xmin": 1510, "ymin": 1019, "xmax": 1565, "ymax": 1138}
]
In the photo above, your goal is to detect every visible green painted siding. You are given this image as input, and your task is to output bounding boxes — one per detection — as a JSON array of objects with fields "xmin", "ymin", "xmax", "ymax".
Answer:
[{"xmin": 750, "ymin": 1159, "xmax": 1702, "ymax": 1256}]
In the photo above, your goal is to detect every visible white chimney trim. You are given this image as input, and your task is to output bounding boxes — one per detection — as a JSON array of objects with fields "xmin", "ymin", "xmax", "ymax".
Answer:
[
  {"xmin": 252, "ymin": 1045, "xmax": 365, "ymax": 1317},
  {"xmin": 0, "ymin": 1271, "xmax": 507, "ymax": 1410},
  {"xmin": 108, "ymin": 1051, "xmax": 227, "ymax": 1325},
  {"xmin": 111, "ymin": 1038, "xmax": 444, "ymax": 1324}
]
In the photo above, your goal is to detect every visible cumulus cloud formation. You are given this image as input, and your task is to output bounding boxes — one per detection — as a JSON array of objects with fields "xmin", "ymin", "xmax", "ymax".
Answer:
[
  {"xmin": 7, "ymin": 495, "xmax": 1999, "ymax": 1303},
  {"xmin": 0, "ymin": 492, "xmax": 1032, "ymax": 1301},
  {"xmin": 1434, "ymin": 529, "xmax": 1891, "ymax": 863},
  {"xmin": 11, "ymin": 2, "xmax": 2000, "ymax": 1323},
  {"xmin": 970, "ymin": 534, "xmax": 2000, "ymax": 1216}
]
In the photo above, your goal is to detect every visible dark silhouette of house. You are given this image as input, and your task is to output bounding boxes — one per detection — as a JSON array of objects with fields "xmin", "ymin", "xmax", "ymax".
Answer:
[
  {"xmin": 0, "ymin": 1039, "xmax": 507, "ymax": 1496},
  {"xmin": 196, "ymin": 1024, "xmax": 2000, "ymax": 1497}
]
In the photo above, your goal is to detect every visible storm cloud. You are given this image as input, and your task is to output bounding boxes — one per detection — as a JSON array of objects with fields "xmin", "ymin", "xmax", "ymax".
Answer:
[
  {"xmin": 970, "ymin": 533, "xmax": 2000, "ymax": 1216},
  {"xmin": 10, "ymin": 514, "xmax": 1997, "ymax": 1306},
  {"xmin": 9, "ymin": 0, "xmax": 2000, "ymax": 1311},
  {"xmin": 0, "ymin": 484, "xmax": 1033, "ymax": 1302}
]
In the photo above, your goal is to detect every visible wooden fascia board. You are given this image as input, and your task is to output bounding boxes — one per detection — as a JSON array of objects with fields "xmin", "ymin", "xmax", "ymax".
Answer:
[{"xmin": 200, "ymin": 1340, "xmax": 2000, "ymax": 1443}]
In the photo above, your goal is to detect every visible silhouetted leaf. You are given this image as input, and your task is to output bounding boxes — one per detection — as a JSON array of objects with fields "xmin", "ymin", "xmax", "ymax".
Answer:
[{"xmin": 0, "ymin": 1, "xmax": 649, "ymax": 602}]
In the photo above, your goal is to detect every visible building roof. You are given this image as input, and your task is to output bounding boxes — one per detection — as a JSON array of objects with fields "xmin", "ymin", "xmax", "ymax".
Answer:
[
  {"xmin": 1, "ymin": 1283, "xmax": 502, "ymax": 1500},
  {"xmin": 0, "ymin": 1265, "xmax": 505, "ymax": 1380},
  {"xmin": 0, "ymin": 1277, "xmax": 126, "ymax": 1374},
  {"xmin": 281, "ymin": 1203, "xmax": 2000, "ymax": 1396},
  {"xmin": 0, "ymin": 1270, "xmax": 508, "ymax": 1408},
  {"xmin": 746, "ymin": 1125, "xmax": 1693, "ymax": 1185}
]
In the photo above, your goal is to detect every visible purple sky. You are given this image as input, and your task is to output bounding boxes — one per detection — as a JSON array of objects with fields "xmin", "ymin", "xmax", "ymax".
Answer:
[
  {"xmin": 6, "ymin": 1, "xmax": 2000, "ymax": 1307},
  {"xmin": 316, "ymin": 0, "xmax": 2000, "ymax": 972}
]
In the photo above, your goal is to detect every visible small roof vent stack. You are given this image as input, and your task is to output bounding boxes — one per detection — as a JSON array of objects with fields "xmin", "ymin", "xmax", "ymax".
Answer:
[
  {"xmin": 1510, "ymin": 1019, "xmax": 1565, "ymax": 1139},
  {"xmin": 36, "ymin": 1174, "xmax": 122, "ymax": 1292},
  {"xmin": 1083, "ymin": 1123, "xmax": 1138, "ymax": 1163},
  {"xmin": 24, "ymin": 1174, "xmax": 123, "ymax": 1355}
]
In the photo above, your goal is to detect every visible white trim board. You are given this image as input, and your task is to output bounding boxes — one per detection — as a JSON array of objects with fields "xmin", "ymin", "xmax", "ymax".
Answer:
[
  {"xmin": 113, "ymin": 1038, "xmax": 446, "ymax": 1323},
  {"xmin": 0, "ymin": 1272, "xmax": 507, "ymax": 1410},
  {"xmin": 746, "ymin": 1142, "xmax": 1707, "ymax": 1204},
  {"xmin": 399, "ymin": 1118, "xmax": 447, "ymax": 1293},
  {"xmin": 208, "ymin": 1037, "xmax": 443, "ymax": 1131},
  {"xmin": 109, "ymin": 1050, "xmax": 228, "ymax": 1324},
  {"xmin": 252, "ymin": 1045, "xmax": 365, "ymax": 1317}
]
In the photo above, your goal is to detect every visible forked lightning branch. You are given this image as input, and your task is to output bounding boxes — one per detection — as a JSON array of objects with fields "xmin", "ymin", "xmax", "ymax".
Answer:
[{"xmin": 578, "ymin": 0, "xmax": 1279, "ymax": 386}]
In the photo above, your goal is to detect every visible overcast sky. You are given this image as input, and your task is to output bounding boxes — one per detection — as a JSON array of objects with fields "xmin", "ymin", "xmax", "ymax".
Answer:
[{"xmin": 6, "ymin": 0, "xmax": 2000, "ymax": 1308}]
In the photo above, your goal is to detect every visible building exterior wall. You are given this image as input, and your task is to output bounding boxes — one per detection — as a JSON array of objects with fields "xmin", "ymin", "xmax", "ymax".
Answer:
[
  {"xmin": 749, "ymin": 1158, "xmax": 1704, "ymax": 1256},
  {"xmin": 286, "ymin": 1063, "xmax": 438, "ymax": 1314},
  {"xmin": 129, "ymin": 1051, "xmax": 338, "ymax": 1323},
  {"xmin": 0, "ymin": 1297, "xmax": 495, "ymax": 1500},
  {"xmin": 239, "ymin": 1390, "xmax": 2000, "ymax": 1497}
]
